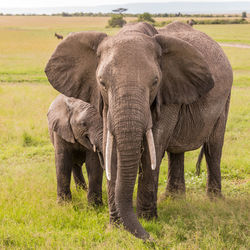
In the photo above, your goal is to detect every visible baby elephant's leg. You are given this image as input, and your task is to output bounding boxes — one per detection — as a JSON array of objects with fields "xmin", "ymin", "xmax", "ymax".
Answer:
[
  {"xmin": 85, "ymin": 150, "xmax": 103, "ymax": 206},
  {"xmin": 72, "ymin": 150, "xmax": 87, "ymax": 191},
  {"xmin": 72, "ymin": 164, "xmax": 87, "ymax": 191},
  {"xmin": 55, "ymin": 138, "xmax": 74, "ymax": 202}
]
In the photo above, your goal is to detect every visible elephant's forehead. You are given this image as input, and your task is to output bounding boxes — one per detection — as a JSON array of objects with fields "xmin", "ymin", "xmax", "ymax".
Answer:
[
  {"xmin": 97, "ymin": 35, "xmax": 161, "ymax": 82},
  {"xmin": 100, "ymin": 35, "xmax": 157, "ymax": 57},
  {"xmin": 98, "ymin": 37, "xmax": 158, "ymax": 72},
  {"xmin": 97, "ymin": 50, "xmax": 156, "ymax": 78}
]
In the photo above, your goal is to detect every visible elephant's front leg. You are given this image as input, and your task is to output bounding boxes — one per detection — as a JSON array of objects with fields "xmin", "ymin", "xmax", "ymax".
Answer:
[
  {"xmin": 137, "ymin": 104, "xmax": 180, "ymax": 219},
  {"xmin": 107, "ymin": 144, "xmax": 121, "ymax": 224},
  {"xmin": 165, "ymin": 152, "xmax": 185, "ymax": 195},
  {"xmin": 107, "ymin": 172, "xmax": 120, "ymax": 223},
  {"xmin": 137, "ymin": 140, "xmax": 164, "ymax": 219},
  {"xmin": 85, "ymin": 150, "xmax": 103, "ymax": 206},
  {"xmin": 103, "ymin": 106, "xmax": 120, "ymax": 224},
  {"xmin": 55, "ymin": 148, "xmax": 73, "ymax": 202}
]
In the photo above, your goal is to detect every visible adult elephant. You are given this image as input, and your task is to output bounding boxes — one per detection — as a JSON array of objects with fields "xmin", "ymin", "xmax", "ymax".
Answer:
[{"xmin": 45, "ymin": 22, "xmax": 233, "ymax": 240}]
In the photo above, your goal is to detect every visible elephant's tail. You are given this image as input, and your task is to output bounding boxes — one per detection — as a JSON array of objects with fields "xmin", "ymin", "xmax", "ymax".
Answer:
[{"xmin": 196, "ymin": 145, "xmax": 204, "ymax": 176}]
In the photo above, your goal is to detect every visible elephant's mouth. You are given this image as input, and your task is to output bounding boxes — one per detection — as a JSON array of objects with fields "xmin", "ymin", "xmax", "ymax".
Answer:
[
  {"xmin": 84, "ymin": 135, "xmax": 104, "ymax": 169},
  {"xmin": 105, "ymin": 128, "xmax": 156, "ymax": 181}
]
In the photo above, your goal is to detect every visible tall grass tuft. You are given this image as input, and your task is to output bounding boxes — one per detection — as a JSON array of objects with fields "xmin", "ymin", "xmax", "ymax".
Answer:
[{"xmin": 22, "ymin": 131, "xmax": 38, "ymax": 147}]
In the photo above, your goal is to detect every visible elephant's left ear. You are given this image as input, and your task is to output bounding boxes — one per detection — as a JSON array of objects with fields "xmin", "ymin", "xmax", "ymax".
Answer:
[
  {"xmin": 45, "ymin": 31, "xmax": 107, "ymax": 101},
  {"xmin": 155, "ymin": 34, "xmax": 214, "ymax": 104}
]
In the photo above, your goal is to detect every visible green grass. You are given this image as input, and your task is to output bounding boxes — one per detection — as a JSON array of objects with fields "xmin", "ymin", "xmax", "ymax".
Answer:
[
  {"xmin": 195, "ymin": 24, "xmax": 250, "ymax": 44},
  {"xmin": 0, "ymin": 17, "xmax": 249, "ymax": 249},
  {"xmin": 220, "ymin": 46, "xmax": 250, "ymax": 89},
  {"xmin": 0, "ymin": 16, "xmax": 120, "ymax": 84}
]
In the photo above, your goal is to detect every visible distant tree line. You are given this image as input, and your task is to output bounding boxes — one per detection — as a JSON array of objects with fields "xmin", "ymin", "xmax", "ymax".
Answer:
[
  {"xmin": 194, "ymin": 18, "xmax": 248, "ymax": 24},
  {"xmin": 0, "ymin": 11, "xmax": 248, "ymax": 26},
  {"xmin": 0, "ymin": 12, "xmax": 247, "ymax": 18}
]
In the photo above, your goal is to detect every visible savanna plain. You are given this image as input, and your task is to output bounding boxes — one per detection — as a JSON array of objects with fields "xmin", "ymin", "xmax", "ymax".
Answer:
[{"xmin": 0, "ymin": 16, "xmax": 249, "ymax": 249}]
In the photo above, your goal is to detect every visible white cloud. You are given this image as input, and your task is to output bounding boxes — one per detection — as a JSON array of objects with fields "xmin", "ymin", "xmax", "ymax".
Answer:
[{"xmin": 2, "ymin": 0, "xmax": 249, "ymax": 9}]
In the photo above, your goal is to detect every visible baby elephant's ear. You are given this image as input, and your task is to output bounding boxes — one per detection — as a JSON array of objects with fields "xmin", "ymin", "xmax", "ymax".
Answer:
[
  {"xmin": 155, "ymin": 34, "xmax": 214, "ymax": 105},
  {"xmin": 47, "ymin": 95, "xmax": 75, "ymax": 143}
]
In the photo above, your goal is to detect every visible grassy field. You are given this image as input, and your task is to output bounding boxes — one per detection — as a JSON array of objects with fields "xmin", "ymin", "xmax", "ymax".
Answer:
[{"xmin": 0, "ymin": 16, "xmax": 249, "ymax": 249}]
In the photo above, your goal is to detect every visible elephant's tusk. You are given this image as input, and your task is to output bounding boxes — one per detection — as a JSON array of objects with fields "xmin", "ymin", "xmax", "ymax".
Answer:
[
  {"xmin": 146, "ymin": 129, "xmax": 156, "ymax": 170},
  {"xmin": 93, "ymin": 144, "xmax": 96, "ymax": 152},
  {"xmin": 105, "ymin": 130, "xmax": 113, "ymax": 181}
]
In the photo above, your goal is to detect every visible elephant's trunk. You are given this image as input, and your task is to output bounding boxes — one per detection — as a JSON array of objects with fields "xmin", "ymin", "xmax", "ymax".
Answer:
[
  {"xmin": 108, "ymin": 86, "xmax": 151, "ymax": 239},
  {"xmin": 115, "ymin": 135, "xmax": 149, "ymax": 239}
]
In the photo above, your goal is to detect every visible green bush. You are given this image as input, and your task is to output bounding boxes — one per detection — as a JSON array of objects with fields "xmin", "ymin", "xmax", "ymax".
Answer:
[
  {"xmin": 137, "ymin": 12, "xmax": 155, "ymax": 23},
  {"xmin": 61, "ymin": 12, "xmax": 72, "ymax": 17},
  {"xmin": 242, "ymin": 12, "xmax": 247, "ymax": 18},
  {"xmin": 22, "ymin": 131, "xmax": 38, "ymax": 147},
  {"xmin": 107, "ymin": 14, "xmax": 126, "ymax": 28},
  {"xmin": 195, "ymin": 18, "xmax": 248, "ymax": 25},
  {"xmin": 154, "ymin": 21, "xmax": 171, "ymax": 27}
]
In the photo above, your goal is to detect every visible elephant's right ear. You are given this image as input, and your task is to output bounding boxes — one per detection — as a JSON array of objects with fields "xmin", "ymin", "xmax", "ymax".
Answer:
[
  {"xmin": 45, "ymin": 31, "xmax": 107, "ymax": 101},
  {"xmin": 47, "ymin": 95, "xmax": 75, "ymax": 143}
]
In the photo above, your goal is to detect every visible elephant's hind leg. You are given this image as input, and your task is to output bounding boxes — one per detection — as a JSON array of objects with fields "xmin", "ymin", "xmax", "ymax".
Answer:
[
  {"xmin": 204, "ymin": 95, "xmax": 230, "ymax": 197},
  {"xmin": 165, "ymin": 152, "xmax": 185, "ymax": 196},
  {"xmin": 72, "ymin": 164, "xmax": 87, "ymax": 191},
  {"xmin": 204, "ymin": 141, "xmax": 222, "ymax": 196},
  {"xmin": 71, "ymin": 149, "xmax": 87, "ymax": 191}
]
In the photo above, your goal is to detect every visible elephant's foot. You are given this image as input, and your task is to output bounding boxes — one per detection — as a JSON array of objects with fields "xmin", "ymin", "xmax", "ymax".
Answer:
[
  {"xmin": 137, "ymin": 202, "xmax": 158, "ymax": 220},
  {"xmin": 137, "ymin": 209, "xmax": 157, "ymax": 220},
  {"xmin": 75, "ymin": 182, "xmax": 88, "ymax": 191},
  {"xmin": 207, "ymin": 187, "xmax": 224, "ymax": 200},
  {"xmin": 164, "ymin": 189, "xmax": 186, "ymax": 199},
  {"xmin": 87, "ymin": 193, "xmax": 103, "ymax": 206},
  {"xmin": 165, "ymin": 180, "xmax": 186, "ymax": 197},
  {"xmin": 110, "ymin": 213, "xmax": 122, "ymax": 226},
  {"xmin": 57, "ymin": 192, "xmax": 72, "ymax": 204},
  {"xmin": 136, "ymin": 192, "xmax": 158, "ymax": 220}
]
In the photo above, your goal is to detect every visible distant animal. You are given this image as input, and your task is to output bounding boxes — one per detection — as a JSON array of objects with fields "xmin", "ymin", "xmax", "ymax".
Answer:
[
  {"xmin": 55, "ymin": 33, "xmax": 63, "ymax": 40},
  {"xmin": 187, "ymin": 19, "xmax": 195, "ymax": 26},
  {"xmin": 48, "ymin": 94, "xmax": 104, "ymax": 205}
]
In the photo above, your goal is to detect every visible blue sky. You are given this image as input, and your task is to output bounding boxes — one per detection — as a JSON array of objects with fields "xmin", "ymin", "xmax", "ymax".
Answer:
[{"xmin": 2, "ymin": 0, "xmax": 250, "ymax": 8}]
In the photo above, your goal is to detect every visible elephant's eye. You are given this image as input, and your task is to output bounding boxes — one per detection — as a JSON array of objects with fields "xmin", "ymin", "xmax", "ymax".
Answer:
[
  {"xmin": 152, "ymin": 77, "xmax": 158, "ymax": 87},
  {"xmin": 99, "ymin": 79, "xmax": 107, "ymax": 91},
  {"xmin": 81, "ymin": 121, "xmax": 87, "ymax": 127}
]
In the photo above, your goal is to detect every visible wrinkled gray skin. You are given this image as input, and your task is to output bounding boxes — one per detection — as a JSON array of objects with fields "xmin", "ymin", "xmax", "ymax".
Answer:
[
  {"xmin": 45, "ymin": 22, "xmax": 233, "ymax": 240},
  {"xmin": 48, "ymin": 94, "xmax": 104, "ymax": 205}
]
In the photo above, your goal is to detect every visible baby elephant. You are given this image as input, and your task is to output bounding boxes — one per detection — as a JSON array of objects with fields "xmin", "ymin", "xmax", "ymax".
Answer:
[{"xmin": 48, "ymin": 94, "xmax": 104, "ymax": 205}]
